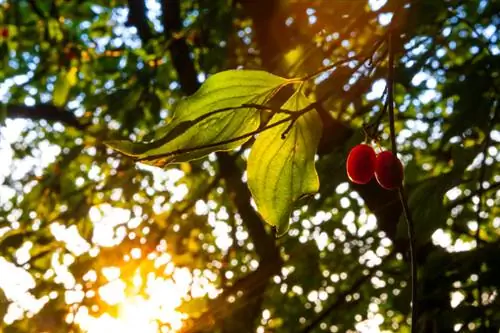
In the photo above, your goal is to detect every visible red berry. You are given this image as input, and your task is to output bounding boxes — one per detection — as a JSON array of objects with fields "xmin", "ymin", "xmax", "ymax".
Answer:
[
  {"xmin": 374, "ymin": 151, "xmax": 404, "ymax": 190},
  {"xmin": 0, "ymin": 28, "xmax": 8, "ymax": 38},
  {"xmin": 346, "ymin": 144, "xmax": 376, "ymax": 184}
]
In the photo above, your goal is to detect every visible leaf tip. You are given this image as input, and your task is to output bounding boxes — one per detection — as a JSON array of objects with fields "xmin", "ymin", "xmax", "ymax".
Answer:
[{"xmin": 103, "ymin": 140, "xmax": 142, "ymax": 157}]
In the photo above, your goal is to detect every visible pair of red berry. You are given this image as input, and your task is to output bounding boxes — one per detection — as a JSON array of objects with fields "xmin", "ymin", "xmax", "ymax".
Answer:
[{"xmin": 346, "ymin": 144, "xmax": 403, "ymax": 190}]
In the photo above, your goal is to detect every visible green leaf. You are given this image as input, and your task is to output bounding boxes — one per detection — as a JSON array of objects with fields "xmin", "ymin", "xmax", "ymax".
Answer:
[
  {"xmin": 47, "ymin": 19, "xmax": 63, "ymax": 41},
  {"xmin": 247, "ymin": 90, "xmax": 322, "ymax": 236},
  {"xmin": 53, "ymin": 68, "xmax": 77, "ymax": 107},
  {"xmin": 105, "ymin": 70, "xmax": 288, "ymax": 167}
]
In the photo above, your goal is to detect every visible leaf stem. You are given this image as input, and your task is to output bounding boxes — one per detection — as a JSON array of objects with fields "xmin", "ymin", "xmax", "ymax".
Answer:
[
  {"xmin": 387, "ymin": 32, "xmax": 418, "ymax": 331},
  {"xmin": 299, "ymin": 55, "xmax": 362, "ymax": 81}
]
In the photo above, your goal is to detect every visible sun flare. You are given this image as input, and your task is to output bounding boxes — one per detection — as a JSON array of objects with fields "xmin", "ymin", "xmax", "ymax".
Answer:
[
  {"xmin": 77, "ymin": 294, "xmax": 185, "ymax": 333},
  {"xmin": 73, "ymin": 265, "xmax": 192, "ymax": 333}
]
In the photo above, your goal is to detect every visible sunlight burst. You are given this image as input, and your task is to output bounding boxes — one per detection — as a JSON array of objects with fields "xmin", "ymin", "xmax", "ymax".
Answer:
[{"xmin": 74, "ymin": 267, "xmax": 191, "ymax": 333}]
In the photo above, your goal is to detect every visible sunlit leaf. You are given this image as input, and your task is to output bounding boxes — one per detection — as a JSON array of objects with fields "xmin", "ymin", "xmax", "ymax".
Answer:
[
  {"xmin": 52, "ymin": 68, "xmax": 77, "ymax": 107},
  {"xmin": 247, "ymin": 90, "xmax": 322, "ymax": 236},
  {"xmin": 105, "ymin": 70, "xmax": 289, "ymax": 167},
  {"xmin": 177, "ymin": 298, "xmax": 208, "ymax": 318}
]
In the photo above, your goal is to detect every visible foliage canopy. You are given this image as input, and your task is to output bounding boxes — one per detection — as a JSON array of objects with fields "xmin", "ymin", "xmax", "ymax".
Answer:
[{"xmin": 0, "ymin": 0, "xmax": 499, "ymax": 332}]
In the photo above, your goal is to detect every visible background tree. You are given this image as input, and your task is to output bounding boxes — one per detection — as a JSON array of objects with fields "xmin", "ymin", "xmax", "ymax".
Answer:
[{"xmin": 0, "ymin": 0, "xmax": 499, "ymax": 332}]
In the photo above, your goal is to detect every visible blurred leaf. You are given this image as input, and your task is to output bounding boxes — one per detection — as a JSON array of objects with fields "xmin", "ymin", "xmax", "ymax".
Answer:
[
  {"xmin": 247, "ymin": 90, "xmax": 322, "ymax": 235},
  {"xmin": 47, "ymin": 19, "xmax": 63, "ymax": 41},
  {"xmin": 76, "ymin": 218, "xmax": 94, "ymax": 243},
  {"xmin": 177, "ymin": 298, "xmax": 208, "ymax": 318},
  {"xmin": 53, "ymin": 69, "xmax": 75, "ymax": 107}
]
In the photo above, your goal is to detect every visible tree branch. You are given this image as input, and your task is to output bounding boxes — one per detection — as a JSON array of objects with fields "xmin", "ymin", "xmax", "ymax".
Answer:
[
  {"xmin": 160, "ymin": 0, "xmax": 199, "ymax": 95},
  {"xmin": 126, "ymin": 0, "xmax": 153, "ymax": 43},
  {"xmin": 387, "ymin": 32, "xmax": 418, "ymax": 331},
  {"xmin": 5, "ymin": 104, "xmax": 87, "ymax": 130}
]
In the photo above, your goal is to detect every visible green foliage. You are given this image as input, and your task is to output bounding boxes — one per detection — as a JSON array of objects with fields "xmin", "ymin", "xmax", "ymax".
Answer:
[
  {"xmin": 0, "ymin": 0, "xmax": 499, "ymax": 332},
  {"xmin": 247, "ymin": 90, "xmax": 322, "ymax": 235}
]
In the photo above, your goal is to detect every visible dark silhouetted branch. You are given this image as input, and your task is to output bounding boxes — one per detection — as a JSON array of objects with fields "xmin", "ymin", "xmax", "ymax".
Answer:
[
  {"xmin": 27, "ymin": 0, "xmax": 46, "ymax": 19},
  {"xmin": 5, "ymin": 104, "xmax": 87, "ymax": 130},
  {"xmin": 160, "ymin": 0, "xmax": 199, "ymax": 95},
  {"xmin": 127, "ymin": 0, "xmax": 153, "ymax": 43}
]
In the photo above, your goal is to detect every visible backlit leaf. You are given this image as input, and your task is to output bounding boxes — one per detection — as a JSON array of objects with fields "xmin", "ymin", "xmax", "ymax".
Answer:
[
  {"xmin": 247, "ymin": 90, "xmax": 322, "ymax": 236},
  {"xmin": 105, "ymin": 70, "xmax": 288, "ymax": 167}
]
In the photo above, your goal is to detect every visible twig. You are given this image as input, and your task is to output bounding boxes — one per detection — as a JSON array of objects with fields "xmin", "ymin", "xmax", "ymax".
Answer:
[
  {"xmin": 364, "ymin": 84, "xmax": 389, "ymax": 139},
  {"xmin": 299, "ymin": 55, "xmax": 363, "ymax": 81},
  {"xmin": 446, "ymin": 181, "xmax": 500, "ymax": 209},
  {"xmin": 300, "ymin": 251, "xmax": 396, "ymax": 333},
  {"xmin": 313, "ymin": 33, "xmax": 388, "ymax": 108},
  {"xmin": 136, "ymin": 102, "xmax": 314, "ymax": 163},
  {"xmin": 27, "ymin": 0, "xmax": 46, "ymax": 19},
  {"xmin": 387, "ymin": 32, "xmax": 418, "ymax": 331}
]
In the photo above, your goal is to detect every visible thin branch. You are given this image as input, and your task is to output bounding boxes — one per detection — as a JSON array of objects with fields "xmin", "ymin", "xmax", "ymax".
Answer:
[
  {"xmin": 300, "ymin": 251, "xmax": 396, "ymax": 333},
  {"xmin": 49, "ymin": 0, "xmax": 59, "ymax": 19},
  {"xmin": 313, "ymin": 32, "xmax": 389, "ymax": 108},
  {"xmin": 299, "ymin": 54, "xmax": 363, "ymax": 81},
  {"xmin": 27, "ymin": 0, "xmax": 46, "ymax": 19},
  {"xmin": 301, "ymin": 29, "xmax": 389, "ymax": 84},
  {"xmin": 387, "ymin": 32, "xmax": 418, "ymax": 331},
  {"xmin": 5, "ymin": 104, "xmax": 88, "ymax": 130},
  {"xmin": 446, "ymin": 181, "xmax": 500, "ymax": 209},
  {"xmin": 364, "ymin": 83, "xmax": 389, "ymax": 139}
]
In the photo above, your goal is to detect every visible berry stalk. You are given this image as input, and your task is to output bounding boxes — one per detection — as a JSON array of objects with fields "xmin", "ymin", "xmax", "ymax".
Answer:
[{"xmin": 387, "ymin": 32, "xmax": 418, "ymax": 331}]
